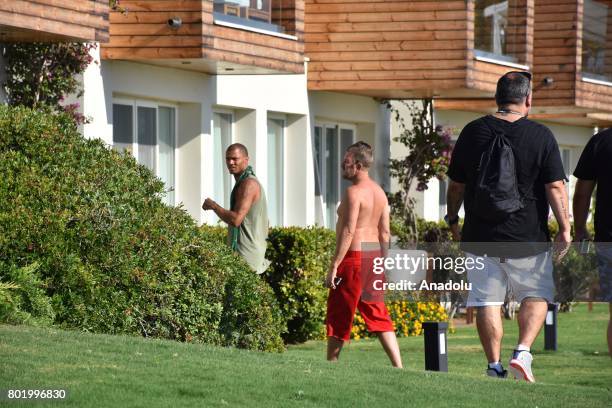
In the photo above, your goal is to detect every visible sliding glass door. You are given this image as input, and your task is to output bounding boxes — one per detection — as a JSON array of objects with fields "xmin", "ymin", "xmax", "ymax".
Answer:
[{"xmin": 313, "ymin": 123, "xmax": 355, "ymax": 229}]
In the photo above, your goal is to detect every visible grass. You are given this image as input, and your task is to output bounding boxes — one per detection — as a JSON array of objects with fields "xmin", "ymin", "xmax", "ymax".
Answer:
[{"xmin": 0, "ymin": 303, "xmax": 610, "ymax": 407}]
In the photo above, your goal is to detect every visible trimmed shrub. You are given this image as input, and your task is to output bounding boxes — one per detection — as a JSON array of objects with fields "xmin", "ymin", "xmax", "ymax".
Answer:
[
  {"xmin": 264, "ymin": 227, "xmax": 335, "ymax": 343},
  {"xmin": 0, "ymin": 105, "xmax": 284, "ymax": 351},
  {"xmin": 202, "ymin": 222, "xmax": 453, "ymax": 342},
  {"xmin": 199, "ymin": 224, "xmax": 227, "ymax": 245},
  {"xmin": 554, "ymin": 247, "xmax": 598, "ymax": 312}
]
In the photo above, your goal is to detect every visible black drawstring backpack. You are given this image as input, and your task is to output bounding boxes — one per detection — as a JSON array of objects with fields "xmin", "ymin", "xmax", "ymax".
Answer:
[{"xmin": 473, "ymin": 118, "xmax": 524, "ymax": 222}]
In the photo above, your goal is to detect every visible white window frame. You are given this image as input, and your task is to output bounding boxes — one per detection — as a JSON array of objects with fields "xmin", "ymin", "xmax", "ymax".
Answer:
[
  {"xmin": 112, "ymin": 97, "xmax": 179, "ymax": 206},
  {"xmin": 212, "ymin": 108, "xmax": 236, "ymax": 215},
  {"xmin": 314, "ymin": 122, "xmax": 357, "ymax": 228},
  {"xmin": 266, "ymin": 113, "xmax": 286, "ymax": 227}
]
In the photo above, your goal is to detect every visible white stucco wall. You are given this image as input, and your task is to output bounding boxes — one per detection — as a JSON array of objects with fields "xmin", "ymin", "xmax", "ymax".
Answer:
[
  {"xmin": 81, "ymin": 57, "xmax": 314, "ymax": 226},
  {"xmin": 389, "ymin": 101, "xmax": 463, "ymax": 222},
  {"xmin": 308, "ymin": 91, "xmax": 390, "ymax": 186},
  {"xmin": 307, "ymin": 91, "xmax": 390, "ymax": 226}
]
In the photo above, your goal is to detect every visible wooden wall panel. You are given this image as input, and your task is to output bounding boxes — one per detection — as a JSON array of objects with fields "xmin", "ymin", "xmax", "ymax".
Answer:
[
  {"xmin": 469, "ymin": 60, "xmax": 524, "ymax": 93},
  {"xmin": 208, "ymin": 1, "xmax": 304, "ymax": 72},
  {"xmin": 272, "ymin": 0, "xmax": 304, "ymax": 39},
  {"xmin": 305, "ymin": 0, "xmax": 471, "ymax": 96},
  {"xmin": 103, "ymin": 0, "xmax": 205, "ymax": 60},
  {"xmin": 0, "ymin": 0, "xmax": 109, "ymax": 42},
  {"xmin": 102, "ymin": 0, "xmax": 304, "ymax": 74},
  {"xmin": 532, "ymin": 0, "xmax": 579, "ymax": 107},
  {"xmin": 506, "ymin": 0, "xmax": 534, "ymax": 67},
  {"xmin": 575, "ymin": 0, "xmax": 612, "ymax": 112}
]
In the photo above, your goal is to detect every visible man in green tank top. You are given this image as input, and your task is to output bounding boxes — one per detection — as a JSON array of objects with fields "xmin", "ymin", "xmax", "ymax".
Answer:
[{"xmin": 202, "ymin": 143, "xmax": 270, "ymax": 274}]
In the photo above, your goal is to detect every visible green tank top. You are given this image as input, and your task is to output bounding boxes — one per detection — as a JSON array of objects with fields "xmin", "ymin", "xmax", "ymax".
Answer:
[{"xmin": 229, "ymin": 174, "xmax": 270, "ymax": 274}]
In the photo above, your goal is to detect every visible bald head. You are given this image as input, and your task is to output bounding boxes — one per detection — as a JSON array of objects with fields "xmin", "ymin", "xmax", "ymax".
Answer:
[
  {"xmin": 226, "ymin": 143, "xmax": 249, "ymax": 157},
  {"xmin": 495, "ymin": 71, "xmax": 532, "ymax": 108}
]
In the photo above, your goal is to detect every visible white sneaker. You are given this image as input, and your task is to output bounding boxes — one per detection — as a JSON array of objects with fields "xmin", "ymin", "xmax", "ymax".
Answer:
[{"xmin": 509, "ymin": 350, "xmax": 535, "ymax": 383}]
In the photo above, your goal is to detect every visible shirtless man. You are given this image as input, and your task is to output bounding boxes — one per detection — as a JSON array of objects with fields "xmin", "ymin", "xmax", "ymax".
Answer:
[{"xmin": 325, "ymin": 141, "xmax": 403, "ymax": 368}]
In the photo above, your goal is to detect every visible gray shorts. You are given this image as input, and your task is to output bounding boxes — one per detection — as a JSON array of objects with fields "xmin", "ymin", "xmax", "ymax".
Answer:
[
  {"xmin": 465, "ymin": 251, "xmax": 554, "ymax": 307},
  {"xmin": 596, "ymin": 244, "xmax": 612, "ymax": 302}
]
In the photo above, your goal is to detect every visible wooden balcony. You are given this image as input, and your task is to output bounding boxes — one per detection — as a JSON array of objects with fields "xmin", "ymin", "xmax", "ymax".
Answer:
[
  {"xmin": 530, "ymin": 0, "xmax": 612, "ymax": 126},
  {"xmin": 437, "ymin": 0, "xmax": 612, "ymax": 128},
  {"xmin": 102, "ymin": 0, "xmax": 305, "ymax": 75},
  {"xmin": 0, "ymin": 0, "xmax": 109, "ymax": 43},
  {"xmin": 305, "ymin": 0, "xmax": 534, "ymax": 99}
]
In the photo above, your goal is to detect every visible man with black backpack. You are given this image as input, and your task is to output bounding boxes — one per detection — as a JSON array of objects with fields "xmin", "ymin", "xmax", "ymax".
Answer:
[{"xmin": 446, "ymin": 71, "xmax": 571, "ymax": 382}]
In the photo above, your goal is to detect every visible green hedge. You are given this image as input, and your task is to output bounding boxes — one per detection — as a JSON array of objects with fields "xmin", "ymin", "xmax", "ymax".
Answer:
[
  {"xmin": 200, "ymin": 225, "xmax": 336, "ymax": 344},
  {"xmin": 0, "ymin": 105, "xmax": 284, "ymax": 352},
  {"xmin": 264, "ymin": 227, "xmax": 335, "ymax": 343}
]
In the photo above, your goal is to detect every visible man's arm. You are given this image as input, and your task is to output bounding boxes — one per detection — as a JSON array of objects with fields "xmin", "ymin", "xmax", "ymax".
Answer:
[
  {"xmin": 204, "ymin": 179, "xmax": 258, "ymax": 227},
  {"xmin": 573, "ymin": 179, "xmax": 596, "ymax": 241},
  {"xmin": 446, "ymin": 180, "xmax": 465, "ymax": 241},
  {"xmin": 545, "ymin": 180, "xmax": 571, "ymax": 261},
  {"xmin": 326, "ymin": 188, "xmax": 360, "ymax": 289},
  {"xmin": 377, "ymin": 204, "xmax": 390, "ymax": 259}
]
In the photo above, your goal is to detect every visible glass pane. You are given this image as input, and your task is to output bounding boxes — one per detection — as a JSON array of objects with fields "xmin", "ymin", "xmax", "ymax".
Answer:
[
  {"xmin": 137, "ymin": 106, "xmax": 156, "ymax": 172},
  {"xmin": 314, "ymin": 126, "xmax": 323, "ymax": 196},
  {"xmin": 474, "ymin": 0, "xmax": 521, "ymax": 61},
  {"xmin": 339, "ymin": 128, "xmax": 354, "ymax": 196},
  {"xmin": 562, "ymin": 149, "xmax": 571, "ymax": 177},
  {"xmin": 439, "ymin": 178, "xmax": 448, "ymax": 206},
  {"xmin": 213, "ymin": 113, "xmax": 233, "ymax": 210},
  {"xmin": 439, "ymin": 178, "xmax": 448, "ymax": 221},
  {"xmin": 582, "ymin": 0, "xmax": 610, "ymax": 81},
  {"xmin": 267, "ymin": 118, "xmax": 284, "ymax": 227},
  {"xmin": 159, "ymin": 107, "xmax": 175, "ymax": 205},
  {"xmin": 112, "ymin": 104, "xmax": 133, "ymax": 153},
  {"xmin": 213, "ymin": 0, "xmax": 281, "ymax": 32},
  {"xmin": 325, "ymin": 126, "xmax": 338, "ymax": 229}
]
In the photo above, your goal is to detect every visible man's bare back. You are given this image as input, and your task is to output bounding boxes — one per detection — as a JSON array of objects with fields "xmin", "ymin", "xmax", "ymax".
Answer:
[
  {"xmin": 325, "ymin": 141, "xmax": 401, "ymax": 368},
  {"xmin": 336, "ymin": 178, "xmax": 389, "ymax": 251}
]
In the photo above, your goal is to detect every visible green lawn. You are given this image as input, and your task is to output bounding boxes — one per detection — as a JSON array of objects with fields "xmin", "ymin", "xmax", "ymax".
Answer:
[{"xmin": 1, "ymin": 303, "xmax": 610, "ymax": 407}]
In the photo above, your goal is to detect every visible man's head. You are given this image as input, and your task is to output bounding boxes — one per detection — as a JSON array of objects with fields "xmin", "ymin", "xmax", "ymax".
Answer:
[
  {"xmin": 226, "ymin": 143, "xmax": 249, "ymax": 175},
  {"xmin": 342, "ymin": 141, "xmax": 373, "ymax": 180},
  {"xmin": 495, "ymin": 71, "xmax": 532, "ymax": 114}
]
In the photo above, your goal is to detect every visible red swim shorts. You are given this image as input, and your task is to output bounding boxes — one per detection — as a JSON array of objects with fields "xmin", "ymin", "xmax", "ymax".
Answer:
[{"xmin": 326, "ymin": 250, "xmax": 394, "ymax": 341}]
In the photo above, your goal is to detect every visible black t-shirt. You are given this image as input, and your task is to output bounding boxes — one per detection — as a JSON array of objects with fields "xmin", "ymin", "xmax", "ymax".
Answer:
[
  {"xmin": 448, "ymin": 116, "xmax": 566, "ymax": 251},
  {"xmin": 573, "ymin": 128, "xmax": 612, "ymax": 242}
]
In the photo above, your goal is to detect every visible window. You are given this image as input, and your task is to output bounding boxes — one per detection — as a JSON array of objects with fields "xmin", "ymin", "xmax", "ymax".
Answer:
[
  {"xmin": 158, "ymin": 107, "xmax": 176, "ymax": 205},
  {"xmin": 267, "ymin": 118, "xmax": 284, "ymax": 226},
  {"xmin": 112, "ymin": 101, "xmax": 176, "ymax": 206},
  {"xmin": 213, "ymin": 112, "xmax": 233, "ymax": 211},
  {"xmin": 439, "ymin": 178, "xmax": 448, "ymax": 221},
  {"xmin": 474, "ymin": 0, "xmax": 524, "ymax": 63},
  {"xmin": 562, "ymin": 147, "xmax": 572, "ymax": 198},
  {"xmin": 213, "ymin": 0, "xmax": 285, "ymax": 34},
  {"xmin": 582, "ymin": 0, "xmax": 611, "ymax": 82},
  {"xmin": 313, "ymin": 123, "xmax": 355, "ymax": 229}
]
